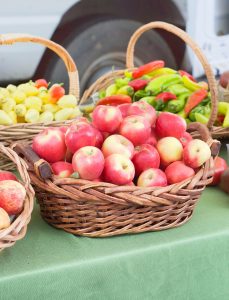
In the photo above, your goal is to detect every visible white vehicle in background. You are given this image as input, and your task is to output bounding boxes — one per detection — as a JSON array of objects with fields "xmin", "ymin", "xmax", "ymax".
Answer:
[{"xmin": 0, "ymin": 0, "xmax": 228, "ymax": 92}]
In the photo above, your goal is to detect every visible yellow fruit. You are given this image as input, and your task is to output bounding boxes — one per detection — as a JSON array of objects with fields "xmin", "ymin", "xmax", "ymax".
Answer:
[
  {"xmin": 0, "ymin": 110, "xmax": 13, "ymax": 125},
  {"xmin": 25, "ymin": 96, "xmax": 42, "ymax": 111},
  {"xmin": 39, "ymin": 111, "xmax": 54, "ymax": 122},
  {"xmin": 42, "ymin": 104, "xmax": 60, "ymax": 113},
  {"xmin": 6, "ymin": 84, "xmax": 17, "ymax": 93},
  {"xmin": 15, "ymin": 104, "xmax": 27, "ymax": 117},
  {"xmin": 54, "ymin": 108, "xmax": 73, "ymax": 121},
  {"xmin": 2, "ymin": 98, "xmax": 16, "ymax": 112},
  {"xmin": 13, "ymin": 90, "xmax": 26, "ymax": 104},
  {"xmin": 57, "ymin": 95, "xmax": 77, "ymax": 108},
  {"xmin": 8, "ymin": 111, "xmax": 17, "ymax": 124},
  {"xmin": 39, "ymin": 90, "xmax": 51, "ymax": 104},
  {"xmin": 70, "ymin": 107, "xmax": 82, "ymax": 119},
  {"xmin": 25, "ymin": 109, "xmax": 40, "ymax": 123},
  {"xmin": 0, "ymin": 88, "xmax": 10, "ymax": 98},
  {"xmin": 18, "ymin": 83, "xmax": 39, "ymax": 96}
]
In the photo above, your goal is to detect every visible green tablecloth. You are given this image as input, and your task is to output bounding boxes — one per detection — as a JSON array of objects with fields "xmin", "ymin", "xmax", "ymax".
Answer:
[{"xmin": 1, "ymin": 144, "xmax": 229, "ymax": 300}]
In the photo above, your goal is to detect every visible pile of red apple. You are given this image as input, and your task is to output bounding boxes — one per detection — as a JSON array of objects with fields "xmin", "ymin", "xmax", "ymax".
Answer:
[
  {"xmin": 0, "ymin": 171, "xmax": 26, "ymax": 230},
  {"xmin": 32, "ymin": 100, "xmax": 212, "ymax": 188}
]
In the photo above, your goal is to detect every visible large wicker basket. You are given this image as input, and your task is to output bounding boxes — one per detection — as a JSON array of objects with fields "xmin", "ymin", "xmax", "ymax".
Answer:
[
  {"xmin": 14, "ymin": 123, "xmax": 219, "ymax": 237},
  {"xmin": 0, "ymin": 143, "xmax": 34, "ymax": 251},
  {"xmin": 0, "ymin": 34, "xmax": 80, "ymax": 170},
  {"xmin": 81, "ymin": 21, "xmax": 229, "ymax": 139}
]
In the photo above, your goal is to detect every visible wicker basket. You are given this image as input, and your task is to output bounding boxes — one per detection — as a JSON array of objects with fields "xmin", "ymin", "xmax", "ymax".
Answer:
[
  {"xmin": 0, "ymin": 33, "xmax": 80, "ymax": 170},
  {"xmin": 81, "ymin": 21, "xmax": 229, "ymax": 139},
  {"xmin": 218, "ymin": 81, "xmax": 229, "ymax": 103},
  {"xmin": 0, "ymin": 143, "xmax": 34, "ymax": 251},
  {"xmin": 14, "ymin": 122, "xmax": 219, "ymax": 237}
]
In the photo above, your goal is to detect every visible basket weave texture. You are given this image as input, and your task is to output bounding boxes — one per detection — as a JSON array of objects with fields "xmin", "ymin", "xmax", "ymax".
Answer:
[
  {"xmin": 81, "ymin": 21, "xmax": 229, "ymax": 140},
  {"xmin": 0, "ymin": 33, "xmax": 80, "ymax": 170},
  {"xmin": 0, "ymin": 144, "xmax": 34, "ymax": 251},
  {"xmin": 19, "ymin": 122, "xmax": 218, "ymax": 237}
]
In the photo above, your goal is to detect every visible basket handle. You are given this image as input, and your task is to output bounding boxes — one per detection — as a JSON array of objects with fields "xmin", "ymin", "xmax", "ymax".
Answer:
[
  {"xmin": 0, "ymin": 33, "xmax": 80, "ymax": 102},
  {"xmin": 126, "ymin": 21, "xmax": 218, "ymax": 129}
]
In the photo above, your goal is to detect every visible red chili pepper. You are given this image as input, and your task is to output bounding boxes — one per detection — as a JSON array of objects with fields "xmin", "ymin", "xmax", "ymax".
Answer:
[
  {"xmin": 184, "ymin": 89, "xmax": 208, "ymax": 115},
  {"xmin": 96, "ymin": 95, "xmax": 132, "ymax": 106},
  {"xmin": 217, "ymin": 114, "xmax": 225, "ymax": 125},
  {"xmin": 178, "ymin": 70, "xmax": 196, "ymax": 82},
  {"xmin": 128, "ymin": 79, "xmax": 148, "ymax": 91},
  {"xmin": 155, "ymin": 92, "xmax": 177, "ymax": 102},
  {"xmin": 132, "ymin": 60, "xmax": 165, "ymax": 79}
]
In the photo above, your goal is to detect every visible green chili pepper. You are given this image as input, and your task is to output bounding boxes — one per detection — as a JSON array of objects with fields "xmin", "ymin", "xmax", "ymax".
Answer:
[
  {"xmin": 167, "ymin": 93, "xmax": 189, "ymax": 113},
  {"xmin": 115, "ymin": 77, "xmax": 131, "ymax": 89},
  {"xmin": 105, "ymin": 84, "xmax": 117, "ymax": 96},
  {"xmin": 145, "ymin": 74, "xmax": 182, "ymax": 95},
  {"xmin": 177, "ymin": 109, "xmax": 187, "ymax": 119},
  {"xmin": 140, "ymin": 96, "xmax": 156, "ymax": 106},
  {"xmin": 99, "ymin": 90, "xmax": 106, "ymax": 99},
  {"xmin": 148, "ymin": 67, "xmax": 177, "ymax": 77},
  {"xmin": 124, "ymin": 71, "xmax": 133, "ymax": 79},
  {"xmin": 167, "ymin": 84, "xmax": 190, "ymax": 96},
  {"xmin": 195, "ymin": 113, "xmax": 209, "ymax": 124},
  {"xmin": 133, "ymin": 90, "xmax": 152, "ymax": 102},
  {"xmin": 218, "ymin": 102, "xmax": 229, "ymax": 127},
  {"xmin": 116, "ymin": 85, "xmax": 134, "ymax": 96},
  {"xmin": 188, "ymin": 105, "xmax": 206, "ymax": 121}
]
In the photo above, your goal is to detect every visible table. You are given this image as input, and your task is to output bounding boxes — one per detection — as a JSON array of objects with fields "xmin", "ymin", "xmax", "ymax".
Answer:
[{"xmin": 1, "ymin": 157, "xmax": 229, "ymax": 300}]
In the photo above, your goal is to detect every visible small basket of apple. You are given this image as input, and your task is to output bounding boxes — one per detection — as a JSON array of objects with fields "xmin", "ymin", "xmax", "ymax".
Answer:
[
  {"xmin": 14, "ymin": 99, "xmax": 219, "ymax": 237},
  {"xmin": 0, "ymin": 144, "xmax": 34, "ymax": 251}
]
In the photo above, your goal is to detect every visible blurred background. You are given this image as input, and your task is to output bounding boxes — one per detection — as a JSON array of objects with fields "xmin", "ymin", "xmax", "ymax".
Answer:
[{"xmin": 0, "ymin": 0, "xmax": 228, "ymax": 94}]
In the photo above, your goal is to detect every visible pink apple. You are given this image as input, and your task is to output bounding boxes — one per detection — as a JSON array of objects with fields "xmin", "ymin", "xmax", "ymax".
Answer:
[
  {"xmin": 145, "ymin": 128, "xmax": 158, "ymax": 146},
  {"xmin": 92, "ymin": 105, "xmax": 123, "ymax": 133},
  {"xmin": 132, "ymin": 144, "xmax": 160, "ymax": 176},
  {"xmin": 32, "ymin": 128, "xmax": 66, "ymax": 163},
  {"xmin": 183, "ymin": 139, "xmax": 211, "ymax": 168},
  {"xmin": 165, "ymin": 161, "xmax": 195, "ymax": 184},
  {"xmin": 127, "ymin": 101, "xmax": 157, "ymax": 125},
  {"xmin": 118, "ymin": 103, "xmax": 132, "ymax": 118},
  {"xmin": 179, "ymin": 131, "xmax": 193, "ymax": 147},
  {"xmin": 65, "ymin": 122, "xmax": 96, "ymax": 154},
  {"xmin": 72, "ymin": 146, "xmax": 105, "ymax": 180},
  {"xmin": 0, "ymin": 171, "xmax": 18, "ymax": 182},
  {"xmin": 103, "ymin": 154, "xmax": 135, "ymax": 185},
  {"xmin": 137, "ymin": 168, "xmax": 167, "ymax": 187},
  {"xmin": 155, "ymin": 112, "xmax": 186, "ymax": 138},
  {"xmin": 119, "ymin": 115, "xmax": 151, "ymax": 146},
  {"xmin": 92, "ymin": 127, "xmax": 104, "ymax": 148},
  {"xmin": 51, "ymin": 161, "xmax": 74, "ymax": 178},
  {"xmin": 0, "ymin": 180, "xmax": 26, "ymax": 215},
  {"xmin": 102, "ymin": 134, "xmax": 134, "ymax": 159},
  {"xmin": 157, "ymin": 137, "xmax": 183, "ymax": 166}
]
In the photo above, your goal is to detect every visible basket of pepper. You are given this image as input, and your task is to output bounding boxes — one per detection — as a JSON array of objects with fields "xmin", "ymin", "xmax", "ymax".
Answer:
[
  {"xmin": 80, "ymin": 22, "xmax": 229, "ymax": 139},
  {"xmin": 0, "ymin": 34, "xmax": 81, "ymax": 170},
  {"xmin": 0, "ymin": 143, "xmax": 34, "ymax": 251}
]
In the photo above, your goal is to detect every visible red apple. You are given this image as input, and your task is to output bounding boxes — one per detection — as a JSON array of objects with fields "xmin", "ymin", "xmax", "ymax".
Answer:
[
  {"xmin": 210, "ymin": 156, "xmax": 228, "ymax": 185},
  {"xmin": 51, "ymin": 161, "xmax": 74, "ymax": 178},
  {"xmin": 118, "ymin": 103, "xmax": 132, "ymax": 118},
  {"xmin": 165, "ymin": 161, "xmax": 195, "ymax": 184},
  {"xmin": 103, "ymin": 154, "xmax": 135, "ymax": 185},
  {"xmin": 137, "ymin": 168, "xmax": 167, "ymax": 187},
  {"xmin": 157, "ymin": 137, "xmax": 183, "ymax": 166},
  {"xmin": 65, "ymin": 122, "xmax": 96, "ymax": 154},
  {"xmin": 179, "ymin": 131, "xmax": 193, "ymax": 147},
  {"xmin": 92, "ymin": 105, "xmax": 123, "ymax": 133},
  {"xmin": 102, "ymin": 134, "xmax": 134, "ymax": 159},
  {"xmin": 0, "ymin": 171, "xmax": 18, "ymax": 182},
  {"xmin": 119, "ymin": 115, "xmax": 151, "ymax": 146},
  {"xmin": 183, "ymin": 139, "xmax": 211, "ymax": 168},
  {"xmin": 65, "ymin": 148, "xmax": 73, "ymax": 163},
  {"xmin": 0, "ymin": 180, "xmax": 26, "ymax": 215},
  {"xmin": 132, "ymin": 144, "xmax": 160, "ymax": 176},
  {"xmin": 0, "ymin": 207, "xmax": 11, "ymax": 230},
  {"xmin": 145, "ymin": 128, "xmax": 158, "ymax": 146},
  {"xmin": 155, "ymin": 112, "xmax": 186, "ymax": 138},
  {"xmin": 72, "ymin": 146, "xmax": 105, "ymax": 180},
  {"xmin": 32, "ymin": 128, "xmax": 66, "ymax": 163},
  {"xmin": 92, "ymin": 127, "xmax": 104, "ymax": 148},
  {"xmin": 127, "ymin": 101, "xmax": 157, "ymax": 125}
]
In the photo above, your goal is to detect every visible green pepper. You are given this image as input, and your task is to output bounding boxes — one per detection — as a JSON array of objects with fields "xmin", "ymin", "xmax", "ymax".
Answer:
[
  {"xmin": 105, "ymin": 84, "xmax": 117, "ymax": 96},
  {"xmin": 148, "ymin": 67, "xmax": 177, "ymax": 77},
  {"xmin": 167, "ymin": 84, "xmax": 190, "ymax": 96},
  {"xmin": 145, "ymin": 74, "xmax": 182, "ymax": 95},
  {"xmin": 133, "ymin": 90, "xmax": 152, "ymax": 102},
  {"xmin": 167, "ymin": 93, "xmax": 189, "ymax": 113},
  {"xmin": 140, "ymin": 96, "xmax": 156, "ymax": 106},
  {"xmin": 177, "ymin": 109, "xmax": 187, "ymax": 119},
  {"xmin": 115, "ymin": 77, "xmax": 131, "ymax": 89},
  {"xmin": 124, "ymin": 71, "xmax": 133, "ymax": 79},
  {"xmin": 99, "ymin": 90, "xmax": 106, "ymax": 99},
  {"xmin": 218, "ymin": 102, "xmax": 229, "ymax": 127},
  {"xmin": 195, "ymin": 113, "xmax": 209, "ymax": 124},
  {"xmin": 188, "ymin": 104, "xmax": 208, "ymax": 122},
  {"xmin": 116, "ymin": 85, "xmax": 134, "ymax": 97},
  {"xmin": 153, "ymin": 99, "xmax": 166, "ymax": 111}
]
